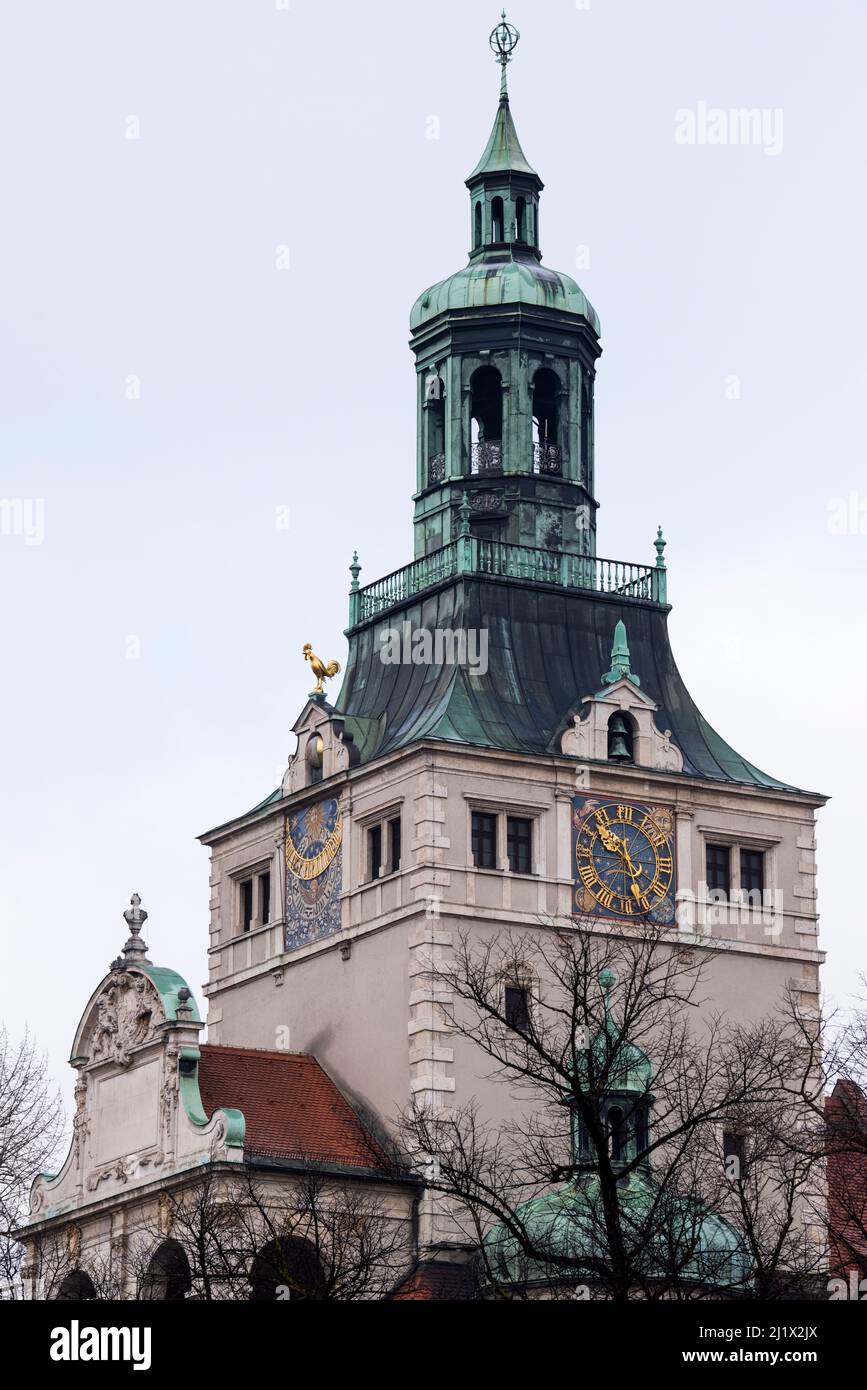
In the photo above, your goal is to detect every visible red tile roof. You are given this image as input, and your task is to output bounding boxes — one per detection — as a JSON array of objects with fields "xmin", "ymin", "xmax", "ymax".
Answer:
[
  {"xmin": 826, "ymin": 1079, "xmax": 867, "ymax": 1278},
  {"xmin": 198, "ymin": 1044, "xmax": 390, "ymax": 1172},
  {"xmin": 391, "ymin": 1261, "xmax": 477, "ymax": 1301}
]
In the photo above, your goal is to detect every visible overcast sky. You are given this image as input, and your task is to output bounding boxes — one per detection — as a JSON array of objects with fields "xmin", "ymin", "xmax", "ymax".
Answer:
[{"xmin": 1, "ymin": 0, "xmax": 865, "ymax": 1104}]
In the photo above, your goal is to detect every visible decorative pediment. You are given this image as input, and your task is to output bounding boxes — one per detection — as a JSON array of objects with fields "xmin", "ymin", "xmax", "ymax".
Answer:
[
  {"xmin": 283, "ymin": 702, "xmax": 357, "ymax": 795},
  {"xmin": 83, "ymin": 972, "xmax": 164, "ymax": 1069},
  {"xmin": 560, "ymin": 622, "xmax": 684, "ymax": 774},
  {"xmin": 27, "ymin": 897, "xmax": 244, "ymax": 1225}
]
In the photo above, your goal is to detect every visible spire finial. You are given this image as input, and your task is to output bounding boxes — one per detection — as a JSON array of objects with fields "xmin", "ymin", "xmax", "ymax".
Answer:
[
  {"xmin": 113, "ymin": 892, "xmax": 151, "ymax": 968},
  {"xmin": 490, "ymin": 11, "xmax": 520, "ymax": 101},
  {"xmin": 600, "ymin": 620, "xmax": 641, "ymax": 689},
  {"xmin": 599, "ymin": 967, "xmax": 618, "ymax": 1010}
]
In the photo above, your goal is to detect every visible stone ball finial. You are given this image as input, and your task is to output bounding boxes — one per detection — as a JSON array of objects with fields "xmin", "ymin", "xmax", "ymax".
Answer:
[{"xmin": 176, "ymin": 986, "xmax": 194, "ymax": 1020}]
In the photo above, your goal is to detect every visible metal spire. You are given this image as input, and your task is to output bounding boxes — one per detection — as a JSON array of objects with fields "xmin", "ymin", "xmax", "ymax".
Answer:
[{"xmin": 489, "ymin": 11, "xmax": 520, "ymax": 102}]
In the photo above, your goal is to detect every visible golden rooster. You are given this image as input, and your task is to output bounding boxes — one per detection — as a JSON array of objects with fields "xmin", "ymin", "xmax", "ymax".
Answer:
[{"xmin": 303, "ymin": 643, "xmax": 341, "ymax": 695}]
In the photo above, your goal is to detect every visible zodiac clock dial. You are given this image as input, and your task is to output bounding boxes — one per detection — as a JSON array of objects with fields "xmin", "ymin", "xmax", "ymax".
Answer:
[
  {"xmin": 284, "ymin": 798, "xmax": 343, "ymax": 951},
  {"xmin": 572, "ymin": 799, "xmax": 676, "ymax": 924}
]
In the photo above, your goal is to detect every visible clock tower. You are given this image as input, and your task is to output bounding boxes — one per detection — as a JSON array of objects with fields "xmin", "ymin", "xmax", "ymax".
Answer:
[{"xmin": 199, "ymin": 18, "xmax": 826, "ymax": 1269}]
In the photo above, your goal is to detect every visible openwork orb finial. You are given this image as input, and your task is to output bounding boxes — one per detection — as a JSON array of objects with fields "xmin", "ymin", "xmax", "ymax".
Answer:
[{"xmin": 490, "ymin": 11, "xmax": 520, "ymax": 96}]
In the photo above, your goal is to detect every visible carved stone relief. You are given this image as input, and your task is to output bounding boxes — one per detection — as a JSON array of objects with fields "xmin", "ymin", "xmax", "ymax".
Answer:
[{"xmin": 88, "ymin": 973, "xmax": 163, "ymax": 1068}]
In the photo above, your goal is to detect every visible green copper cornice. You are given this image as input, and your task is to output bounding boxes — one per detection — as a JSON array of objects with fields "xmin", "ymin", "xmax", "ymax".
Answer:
[
  {"xmin": 179, "ymin": 1045, "xmax": 245, "ymax": 1148},
  {"xmin": 138, "ymin": 964, "xmax": 202, "ymax": 1024}
]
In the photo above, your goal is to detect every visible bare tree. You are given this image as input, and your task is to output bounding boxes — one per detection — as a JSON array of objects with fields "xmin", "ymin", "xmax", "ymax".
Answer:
[
  {"xmin": 788, "ymin": 984, "xmax": 867, "ymax": 1285},
  {"xmin": 401, "ymin": 918, "xmax": 826, "ymax": 1301},
  {"xmin": 127, "ymin": 1155, "xmax": 415, "ymax": 1301},
  {"xmin": 0, "ymin": 1027, "xmax": 64, "ymax": 1298}
]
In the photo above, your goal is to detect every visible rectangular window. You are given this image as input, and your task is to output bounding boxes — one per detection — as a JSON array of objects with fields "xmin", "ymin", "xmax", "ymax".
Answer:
[
  {"xmin": 368, "ymin": 824, "xmax": 382, "ymax": 882},
  {"xmin": 706, "ymin": 844, "xmax": 731, "ymax": 896},
  {"xmin": 504, "ymin": 985, "xmax": 530, "ymax": 1032},
  {"xmin": 259, "ymin": 871, "xmax": 271, "ymax": 926},
  {"xmin": 723, "ymin": 1130, "xmax": 746, "ymax": 1179},
  {"xmin": 240, "ymin": 879, "xmax": 253, "ymax": 933},
  {"xmin": 507, "ymin": 816, "xmax": 532, "ymax": 875},
  {"xmin": 740, "ymin": 849, "xmax": 765, "ymax": 897},
  {"xmin": 471, "ymin": 811, "xmax": 498, "ymax": 870},
  {"xmin": 388, "ymin": 817, "xmax": 401, "ymax": 874}
]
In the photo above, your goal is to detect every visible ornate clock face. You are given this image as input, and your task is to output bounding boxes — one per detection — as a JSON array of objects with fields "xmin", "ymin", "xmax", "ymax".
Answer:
[
  {"xmin": 572, "ymin": 799, "xmax": 676, "ymax": 924},
  {"xmin": 284, "ymin": 798, "xmax": 343, "ymax": 951}
]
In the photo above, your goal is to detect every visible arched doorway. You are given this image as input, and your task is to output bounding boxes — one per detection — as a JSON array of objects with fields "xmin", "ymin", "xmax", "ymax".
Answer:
[
  {"xmin": 141, "ymin": 1239, "xmax": 192, "ymax": 1301},
  {"xmin": 249, "ymin": 1237, "xmax": 324, "ymax": 1301},
  {"xmin": 54, "ymin": 1270, "xmax": 96, "ymax": 1300}
]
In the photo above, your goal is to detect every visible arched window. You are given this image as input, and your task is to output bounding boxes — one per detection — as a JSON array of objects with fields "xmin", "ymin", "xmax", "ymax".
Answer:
[
  {"xmin": 470, "ymin": 366, "xmax": 503, "ymax": 474},
  {"xmin": 532, "ymin": 368, "xmax": 562, "ymax": 473},
  {"xmin": 474, "ymin": 201, "xmax": 483, "ymax": 250},
  {"xmin": 491, "ymin": 196, "xmax": 504, "ymax": 243},
  {"xmin": 634, "ymin": 1106, "xmax": 649, "ymax": 1159},
  {"xmin": 607, "ymin": 712, "xmax": 634, "ymax": 763},
  {"xmin": 141, "ymin": 1240, "xmax": 192, "ymax": 1301},
  {"xmin": 54, "ymin": 1270, "xmax": 96, "ymax": 1301},
  {"xmin": 249, "ymin": 1237, "xmax": 324, "ymax": 1301},
  {"xmin": 607, "ymin": 1105, "xmax": 625, "ymax": 1161},
  {"xmin": 515, "ymin": 197, "xmax": 526, "ymax": 242},
  {"xmin": 580, "ymin": 376, "xmax": 593, "ymax": 484},
  {"xmin": 426, "ymin": 377, "xmax": 446, "ymax": 485},
  {"xmin": 307, "ymin": 733, "xmax": 324, "ymax": 785}
]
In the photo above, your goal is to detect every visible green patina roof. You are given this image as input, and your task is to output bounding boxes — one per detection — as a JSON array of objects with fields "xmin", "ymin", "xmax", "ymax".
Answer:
[
  {"xmin": 573, "ymin": 975, "xmax": 653, "ymax": 1097},
  {"xmin": 138, "ymin": 964, "xmax": 202, "ymax": 1024},
  {"xmin": 485, "ymin": 1168, "xmax": 749, "ymax": 1290},
  {"xmin": 410, "ymin": 257, "xmax": 600, "ymax": 333},
  {"xmin": 466, "ymin": 97, "xmax": 541, "ymax": 183}
]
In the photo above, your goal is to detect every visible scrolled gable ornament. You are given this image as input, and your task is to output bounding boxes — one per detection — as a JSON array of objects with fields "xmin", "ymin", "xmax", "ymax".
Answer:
[{"xmin": 88, "ymin": 973, "xmax": 163, "ymax": 1068}]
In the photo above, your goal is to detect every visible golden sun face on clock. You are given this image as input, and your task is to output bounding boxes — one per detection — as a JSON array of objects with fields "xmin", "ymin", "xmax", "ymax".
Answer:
[{"xmin": 572, "ymin": 799, "xmax": 676, "ymax": 924}]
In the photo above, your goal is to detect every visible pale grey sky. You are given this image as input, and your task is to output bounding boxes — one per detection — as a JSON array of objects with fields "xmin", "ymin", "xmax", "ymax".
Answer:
[{"xmin": 1, "ymin": 0, "xmax": 865, "ymax": 1099}]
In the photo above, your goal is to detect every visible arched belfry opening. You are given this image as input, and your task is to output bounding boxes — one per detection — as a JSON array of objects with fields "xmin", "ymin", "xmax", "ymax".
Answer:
[
  {"xmin": 532, "ymin": 368, "xmax": 562, "ymax": 474},
  {"xmin": 474, "ymin": 201, "xmax": 483, "ymax": 250},
  {"xmin": 607, "ymin": 711, "xmax": 635, "ymax": 763},
  {"xmin": 580, "ymin": 375, "xmax": 594, "ymax": 487},
  {"xmin": 470, "ymin": 366, "xmax": 503, "ymax": 475},
  {"xmin": 426, "ymin": 375, "xmax": 446, "ymax": 485},
  {"xmin": 490, "ymin": 196, "xmax": 505, "ymax": 243},
  {"xmin": 515, "ymin": 196, "xmax": 526, "ymax": 243}
]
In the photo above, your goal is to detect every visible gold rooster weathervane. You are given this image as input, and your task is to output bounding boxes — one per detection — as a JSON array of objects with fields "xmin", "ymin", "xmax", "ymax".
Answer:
[{"xmin": 303, "ymin": 643, "xmax": 341, "ymax": 697}]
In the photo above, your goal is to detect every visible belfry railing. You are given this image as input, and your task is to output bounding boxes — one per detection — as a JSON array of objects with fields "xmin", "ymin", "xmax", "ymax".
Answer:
[{"xmin": 350, "ymin": 533, "xmax": 668, "ymax": 626}]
